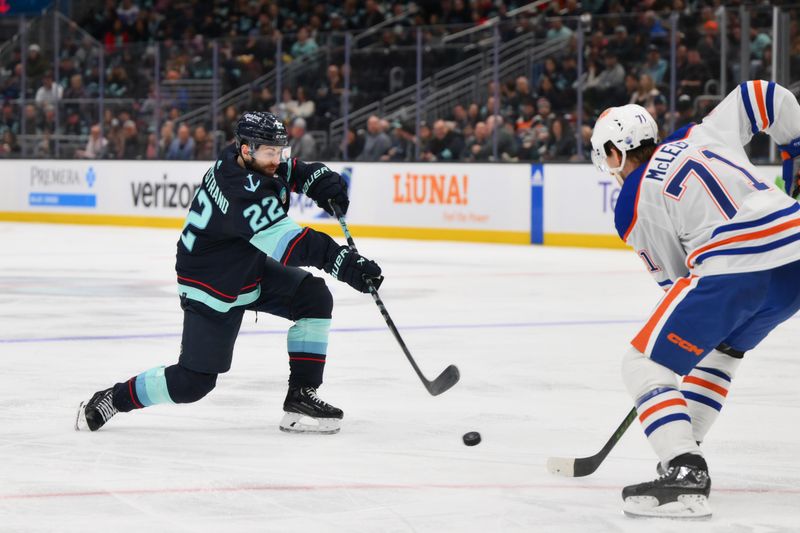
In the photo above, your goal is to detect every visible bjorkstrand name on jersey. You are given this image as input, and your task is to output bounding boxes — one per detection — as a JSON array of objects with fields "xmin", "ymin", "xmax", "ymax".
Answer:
[{"xmin": 203, "ymin": 165, "xmax": 229, "ymax": 214}]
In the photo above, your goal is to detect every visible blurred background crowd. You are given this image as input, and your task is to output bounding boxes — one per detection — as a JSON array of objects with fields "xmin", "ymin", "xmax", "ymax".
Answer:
[{"xmin": 0, "ymin": 0, "xmax": 798, "ymax": 162}]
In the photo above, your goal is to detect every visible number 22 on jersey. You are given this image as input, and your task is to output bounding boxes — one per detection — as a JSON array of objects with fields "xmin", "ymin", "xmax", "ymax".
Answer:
[
  {"xmin": 663, "ymin": 149, "xmax": 769, "ymax": 219},
  {"xmin": 181, "ymin": 189, "xmax": 213, "ymax": 252}
]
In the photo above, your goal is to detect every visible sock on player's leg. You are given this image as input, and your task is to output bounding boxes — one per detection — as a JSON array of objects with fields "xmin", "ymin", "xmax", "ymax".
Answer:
[{"xmin": 680, "ymin": 349, "xmax": 741, "ymax": 444}]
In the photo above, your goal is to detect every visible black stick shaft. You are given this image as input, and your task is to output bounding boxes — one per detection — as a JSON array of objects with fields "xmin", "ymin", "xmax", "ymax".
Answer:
[{"xmin": 328, "ymin": 201, "xmax": 444, "ymax": 392}]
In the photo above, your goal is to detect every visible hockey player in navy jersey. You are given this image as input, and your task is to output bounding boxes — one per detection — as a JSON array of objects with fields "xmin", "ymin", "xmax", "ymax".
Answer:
[
  {"xmin": 76, "ymin": 111, "xmax": 382, "ymax": 435},
  {"xmin": 591, "ymin": 81, "xmax": 800, "ymax": 518}
]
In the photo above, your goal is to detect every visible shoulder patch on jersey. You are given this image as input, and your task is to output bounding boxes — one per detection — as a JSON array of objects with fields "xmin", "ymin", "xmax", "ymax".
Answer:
[{"xmin": 615, "ymin": 163, "xmax": 646, "ymax": 241}]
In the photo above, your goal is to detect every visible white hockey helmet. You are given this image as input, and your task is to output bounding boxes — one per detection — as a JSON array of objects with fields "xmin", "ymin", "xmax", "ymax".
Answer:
[{"xmin": 590, "ymin": 104, "xmax": 659, "ymax": 176}]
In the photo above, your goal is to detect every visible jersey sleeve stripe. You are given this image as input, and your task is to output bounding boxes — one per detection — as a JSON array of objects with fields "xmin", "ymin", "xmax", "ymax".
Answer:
[
  {"xmin": 753, "ymin": 80, "xmax": 770, "ymax": 129},
  {"xmin": 249, "ymin": 217, "xmax": 303, "ymax": 259},
  {"xmin": 710, "ymin": 203, "xmax": 800, "ymax": 239},
  {"xmin": 766, "ymin": 81, "xmax": 776, "ymax": 126},
  {"xmin": 739, "ymin": 82, "xmax": 760, "ymax": 135},
  {"xmin": 687, "ymin": 217, "xmax": 800, "ymax": 268}
]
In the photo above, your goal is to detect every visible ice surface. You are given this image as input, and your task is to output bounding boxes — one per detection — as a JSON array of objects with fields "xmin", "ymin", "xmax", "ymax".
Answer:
[{"xmin": 1, "ymin": 222, "xmax": 798, "ymax": 532}]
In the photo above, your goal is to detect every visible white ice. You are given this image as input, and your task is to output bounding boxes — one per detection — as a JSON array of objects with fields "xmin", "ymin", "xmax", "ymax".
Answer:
[{"xmin": 1, "ymin": 222, "xmax": 799, "ymax": 532}]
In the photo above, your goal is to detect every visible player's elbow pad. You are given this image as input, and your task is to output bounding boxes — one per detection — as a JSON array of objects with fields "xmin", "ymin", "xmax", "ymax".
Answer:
[{"xmin": 279, "ymin": 227, "xmax": 339, "ymax": 269}]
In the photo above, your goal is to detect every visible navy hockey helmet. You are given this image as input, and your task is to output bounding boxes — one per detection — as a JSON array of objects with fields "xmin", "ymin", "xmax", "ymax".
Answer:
[{"xmin": 234, "ymin": 111, "xmax": 288, "ymax": 150}]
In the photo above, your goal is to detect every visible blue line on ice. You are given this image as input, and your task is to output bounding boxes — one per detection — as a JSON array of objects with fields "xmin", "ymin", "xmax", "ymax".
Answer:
[{"xmin": 0, "ymin": 318, "xmax": 641, "ymax": 344}]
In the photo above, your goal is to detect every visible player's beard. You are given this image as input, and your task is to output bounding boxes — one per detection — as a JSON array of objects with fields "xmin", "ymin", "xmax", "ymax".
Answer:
[{"xmin": 243, "ymin": 154, "xmax": 278, "ymax": 176}]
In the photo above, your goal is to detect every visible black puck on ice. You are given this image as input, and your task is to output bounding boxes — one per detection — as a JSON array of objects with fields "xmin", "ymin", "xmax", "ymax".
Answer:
[{"xmin": 462, "ymin": 431, "xmax": 481, "ymax": 446}]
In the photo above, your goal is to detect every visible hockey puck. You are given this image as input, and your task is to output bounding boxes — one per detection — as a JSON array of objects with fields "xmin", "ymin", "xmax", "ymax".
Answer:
[{"xmin": 462, "ymin": 431, "xmax": 481, "ymax": 446}]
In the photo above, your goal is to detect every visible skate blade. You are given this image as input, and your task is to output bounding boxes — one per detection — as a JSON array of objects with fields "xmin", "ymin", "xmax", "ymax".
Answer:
[
  {"xmin": 279, "ymin": 412, "xmax": 341, "ymax": 434},
  {"xmin": 623, "ymin": 494, "xmax": 712, "ymax": 519},
  {"xmin": 75, "ymin": 401, "xmax": 89, "ymax": 431}
]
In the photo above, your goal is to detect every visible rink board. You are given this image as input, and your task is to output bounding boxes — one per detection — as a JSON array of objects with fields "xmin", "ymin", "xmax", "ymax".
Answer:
[{"xmin": 0, "ymin": 160, "xmax": 783, "ymax": 248}]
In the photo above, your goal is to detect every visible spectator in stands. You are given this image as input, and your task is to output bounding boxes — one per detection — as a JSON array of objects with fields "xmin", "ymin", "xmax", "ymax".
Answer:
[
  {"xmin": 35, "ymin": 71, "xmax": 63, "ymax": 107},
  {"xmin": 193, "ymin": 125, "xmax": 215, "ymax": 160},
  {"xmin": 116, "ymin": 0, "xmax": 140, "ymax": 27},
  {"xmin": 608, "ymin": 25, "xmax": 636, "ymax": 64},
  {"xmin": 340, "ymin": 126, "xmax": 364, "ymax": 160},
  {"xmin": 145, "ymin": 132, "xmax": 158, "ymax": 159},
  {"xmin": 76, "ymin": 124, "xmax": 108, "ymax": 159},
  {"xmin": 316, "ymin": 65, "xmax": 343, "ymax": 123},
  {"xmin": 166, "ymin": 123, "xmax": 195, "ymax": 160},
  {"xmin": 289, "ymin": 117, "xmax": 317, "ymax": 160},
  {"xmin": 26, "ymin": 44, "xmax": 49, "ymax": 86},
  {"xmin": 41, "ymin": 105, "xmax": 57, "ymax": 135},
  {"xmin": 546, "ymin": 18, "xmax": 573, "ymax": 41},
  {"xmin": 486, "ymin": 115, "xmax": 517, "ymax": 160},
  {"xmin": 63, "ymin": 73, "xmax": 88, "ymax": 115},
  {"xmin": 467, "ymin": 103, "xmax": 480, "ymax": 127},
  {"xmin": 64, "ymin": 110, "xmax": 88, "ymax": 136},
  {"xmin": 293, "ymin": 87, "xmax": 316, "ymax": 122},
  {"xmin": 678, "ymin": 48, "xmax": 710, "ymax": 98},
  {"xmin": 357, "ymin": 115, "xmax": 392, "ymax": 161},
  {"xmin": 642, "ymin": 44, "xmax": 667, "ymax": 85},
  {"xmin": 584, "ymin": 50, "xmax": 626, "ymax": 108},
  {"xmin": 104, "ymin": 17, "xmax": 131, "ymax": 53},
  {"xmin": 0, "ymin": 130, "xmax": 20, "ymax": 158},
  {"xmin": 544, "ymin": 118, "xmax": 575, "ymax": 160},
  {"xmin": 630, "ymin": 73, "xmax": 661, "ymax": 109},
  {"xmin": 381, "ymin": 120, "xmax": 414, "ymax": 162},
  {"xmin": 572, "ymin": 124, "xmax": 594, "ymax": 162},
  {"xmin": 158, "ymin": 120, "xmax": 175, "ymax": 158},
  {"xmin": 291, "ymin": 27, "xmax": 319, "ymax": 58},
  {"xmin": 464, "ymin": 121, "xmax": 490, "ymax": 161},
  {"xmin": 672, "ymin": 94, "xmax": 695, "ymax": 130},
  {"xmin": 534, "ymin": 97, "xmax": 557, "ymax": 130},
  {"xmin": 423, "ymin": 120, "xmax": 464, "ymax": 162},
  {"xmin": 515, "ymin": 98, "xmax": 536, "ymax": 132},
  {"xmin": 120, "ymin": 119, "xmax": 143, "ymax": 159},
  {"xmin": 34, "ymin": 130, "xmax": 54, "ymax": 157},
  {"xmin": 23, "ymin": 103, "xmax": 41, "ymax": 134},
  {"xmin": 274, "ymin": 87, "xmax": 298, "ymax": 122},
  {"xmin": 452, "ymin": 104, "xmax": 469, "ymax": 133},
  {"xmin": 1, "ymin": 103, "xmax": 19, "ymax": 136}
]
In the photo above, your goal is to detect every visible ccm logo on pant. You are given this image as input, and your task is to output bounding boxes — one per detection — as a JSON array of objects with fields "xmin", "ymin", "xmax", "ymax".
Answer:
[{"xmin": 667, "ymin": 332, "xmax": 704, "ymax": 356}]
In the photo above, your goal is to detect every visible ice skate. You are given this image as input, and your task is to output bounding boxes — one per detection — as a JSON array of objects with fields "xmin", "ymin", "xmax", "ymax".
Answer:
[
  {"xmin": 75, "ymin": 388, "xmax": 118, "ymax": 431},
  {"xmin": 280, "ymin": 386, "xmax": 343, "ymax": 434},
  {"xmin": 623, "ymin": 454, "xmax": 711, "ymax": 519}
]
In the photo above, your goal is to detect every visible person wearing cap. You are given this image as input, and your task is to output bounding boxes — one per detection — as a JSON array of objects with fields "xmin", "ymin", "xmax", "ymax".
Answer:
[
  {"xmin": 26, "ymin": 44, "xmax": 49, "ymax": 83},
  {"xmin": 289, "ymin": 117, "xmax": 316, "ymax": 160},
  {"xmin": 643, "ymin": 45, "xmax": 667, "ymax": 85}
]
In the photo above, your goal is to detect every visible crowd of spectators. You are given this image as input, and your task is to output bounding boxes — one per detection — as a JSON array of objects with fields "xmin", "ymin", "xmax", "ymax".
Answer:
[{"xmin": 1, "ymin": 1, "xmax": 798, "ymax": 161}]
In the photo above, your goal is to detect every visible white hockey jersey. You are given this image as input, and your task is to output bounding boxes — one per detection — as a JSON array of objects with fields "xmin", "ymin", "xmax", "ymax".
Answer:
[{"xmin": 615, "ymin": 80, "xmax": 800, "ymax": 289}]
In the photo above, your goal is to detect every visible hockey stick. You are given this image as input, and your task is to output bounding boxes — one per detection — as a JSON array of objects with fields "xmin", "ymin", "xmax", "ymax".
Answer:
[
  {"xmin": 329, "ymin": 200, "xmax": 460, "ymax": 396},
  {"xmin": 547, "ymin": 406, "xmax": 637, "ymax": 477}
]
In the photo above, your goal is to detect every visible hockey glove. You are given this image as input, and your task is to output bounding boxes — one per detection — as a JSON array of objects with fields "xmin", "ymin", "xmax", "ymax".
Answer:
[
  {"xmin": 324, "ymin": 246, "xmax": 383, "ymax": 293},
  {"xmin": 779, "ymin": 136, "xmax": 800, "ymax": 198},
  {"xmin": 303, "ymin": 165, "xmax": 350, "ymax": 215}
]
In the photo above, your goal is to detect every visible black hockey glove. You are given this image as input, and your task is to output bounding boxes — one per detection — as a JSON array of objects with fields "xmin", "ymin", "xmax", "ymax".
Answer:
[
  {"xmin": 324, "ymin": 246, "xmax": 383, "ymax": 293},
  {"xmin": 303, "ymin": 166, "xmax": 349, "ymax": 216}
]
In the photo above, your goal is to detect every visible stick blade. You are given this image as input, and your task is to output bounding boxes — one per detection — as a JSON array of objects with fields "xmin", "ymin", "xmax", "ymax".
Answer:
[
  {"xmin": 426, "ymin": 365, "xmax": 460, "ymax": 396},
  {"xmin": 546, "ymin": 457, "xmax": 576, "ymax": 477}
]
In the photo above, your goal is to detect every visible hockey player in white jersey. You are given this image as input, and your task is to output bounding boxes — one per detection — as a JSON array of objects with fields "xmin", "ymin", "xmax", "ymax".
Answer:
[{"xmin": 591, "ymin": 80, "xmax": 800, "ymax": 518}]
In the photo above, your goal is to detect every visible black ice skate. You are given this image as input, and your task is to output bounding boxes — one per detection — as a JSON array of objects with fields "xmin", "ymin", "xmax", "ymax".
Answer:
[
  {"xmin": 75, "ymin": 388, "xmax": 118, "ymax": 431},
  {"xmin": 280, "ymin": 386, "xmax": 343, "ymax": 434},
  {"xmin": 623, "ymin": 454, "xmax": 711, "ymax": 519}
]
